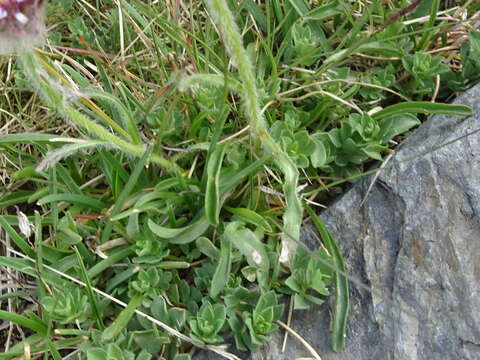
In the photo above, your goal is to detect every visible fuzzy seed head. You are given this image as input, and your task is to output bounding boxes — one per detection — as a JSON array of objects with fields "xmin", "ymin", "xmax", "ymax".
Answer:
[{"xmin": 0, "ymin": 0, "xmax": 45, "ymax": 54}]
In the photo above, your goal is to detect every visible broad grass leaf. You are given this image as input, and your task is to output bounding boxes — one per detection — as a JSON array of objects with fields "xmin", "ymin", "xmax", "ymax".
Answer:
[
  {"xmin": 225, "ymin": 207, "xmax": 273, "ymax": 232},
  {"xmin": 196, "ymin": 237, "xmax": 220, "ymax": 260},
  {"xmin": 148, "ymin": 216, "xmax": 210, "ymax": 244},
  {"xmin": 372, "ymin": 102, "xmax": 473, "ymax": 120},
  {"xmin": 210, "ymin": 237, "xmax": 232, "ymax": 298}
]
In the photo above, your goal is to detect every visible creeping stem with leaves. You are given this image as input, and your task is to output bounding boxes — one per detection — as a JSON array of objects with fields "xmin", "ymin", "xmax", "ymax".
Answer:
[{"xmin": 205, "ymin": 0, "xmax": 302, "ymax": 264}]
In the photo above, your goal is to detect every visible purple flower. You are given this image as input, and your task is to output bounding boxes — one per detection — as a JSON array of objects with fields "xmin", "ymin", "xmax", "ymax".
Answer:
[{"xmin": 0, "ymin": 0, "xmax": 45, "ymax": 54}]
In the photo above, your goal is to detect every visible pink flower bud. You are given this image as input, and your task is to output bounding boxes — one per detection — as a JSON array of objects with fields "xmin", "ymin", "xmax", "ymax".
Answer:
[{"xmin": 0, "ymin": 0, "xmax": 45, "ymax": 54}]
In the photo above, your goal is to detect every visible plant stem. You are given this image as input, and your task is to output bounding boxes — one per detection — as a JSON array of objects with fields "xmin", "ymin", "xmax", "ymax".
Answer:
[
  {"xmin": 20, "ymin": 51, "xmax": 182, "ymax": 174},
  {"xmin": 206, "ymin": 0, "xmax": 302, "ymax": 263}
]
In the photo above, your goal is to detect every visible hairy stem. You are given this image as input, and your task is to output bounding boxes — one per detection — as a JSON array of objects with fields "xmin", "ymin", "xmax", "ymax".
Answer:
[
  {"xmin": 20, "ymin": 51, "xmax": 182, "ymax": 174},
  {"xmin": 206, "ymin": 0, "xmax": 302, "ymax": 263}
]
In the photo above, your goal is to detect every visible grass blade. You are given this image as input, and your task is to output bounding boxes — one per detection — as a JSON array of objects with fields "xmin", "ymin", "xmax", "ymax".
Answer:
[
  {"xmin": 148, "ymin": 216, "xmax": 210, "ymax": 244},
  {"xmin": 305, "ymin": 205, "xmax": 349, "ymax": 351},
  {"xmin": 47, "ymin": 340, "xmax": 63, "ymax": 360},
  {"xmin": 101, "ymin": 293, "xmax": 143, "ymax": 342},
  {"xmin": 417, "ymin": 0, "xmax": 440, "ymax": 51},
  {"xmin": 219, "ymin": 156, "xmax": 270, "ymax": 195},
  {"xmin": 225, "ymin": 206, "xmax": 273, "ymax": 232},
  {"xmin": 86, "ymin": 246, "xmax": 133, "ymax": 279},
  {"xmin": 372, "ymin": 102, "xmax": 473, "ymax": 120},
  {"xmin": 84, "ymin": 89, "xmax": 142, "ymax": 145},
  {"xmin": 100, "ymin": 146, "xmax": 153, "ymax": 244},
  {"xmin": 0, "ymin": 256, "xmax": 65, "ymax": 288},
  {"xmin": 37, "ymin": 194, "xmax": 107, "ymax": 211},
  {"xmin": 0, "ymin": 133, "xmax": 75, "ymax": 144},
  {"xmin": 0, "ymin": 310, "xmax": 47, "ymax": 335},
  {"xmin": 0, "ymin": 216, "xmax": 35, "ymax": 258},
  {"xmin": 205, "ymin": 144, "xmax": 226, "ymax": 225},
  {"xmin": 74, "ymin": 246, "xmax": 105, "ymax": 329},
  {"xmin": 210, "ymin": 236, "xmax": 232, "ymax": 298}
]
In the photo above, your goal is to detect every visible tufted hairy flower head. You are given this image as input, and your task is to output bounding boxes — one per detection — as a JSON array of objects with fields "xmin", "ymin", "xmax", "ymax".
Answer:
[{"xmin": 0, "ymin": 0, "xmax": 45, "ymax": 54}]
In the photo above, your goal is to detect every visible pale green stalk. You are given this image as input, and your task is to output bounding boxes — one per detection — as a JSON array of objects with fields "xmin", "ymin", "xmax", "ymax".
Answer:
[
  {"xmin": 20, "ymin": 51, "xmax": 181, "ymax": 174},
  {"xmin": 206, "ymin": 0, "xmax": 302, "ymax": 263}
]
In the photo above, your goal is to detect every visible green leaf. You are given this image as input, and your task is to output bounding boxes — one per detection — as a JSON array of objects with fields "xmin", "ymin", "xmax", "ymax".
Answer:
[
  {"xmin": 37, "ymin": 194, "xmax": 107, "ymax": 211},
  {"xmin": 11, "ymin": 166, "xmax": 45, "ymax": 181},
  {"xmin": 225, "ymin": 207, "xmax": 273, "ymax": 232},
  {"xmin": 378, "ymin": 113, "xmax": 421, "ymax": 142},
  {"xmin": 223, "ymin": 222, "xmax": 269, "ymax": 288},
  {"xmin": 173, "ymin": 354, "xmax": 191, "ymax": 360},
  {"xmin": 0, "ymin": 216, "xmax": 35, "ymax": 258},
  {"xmin": 84, "ymin": 89, "xmax": 142, "ymax": 145},
  {"xmin": 305, "ymin": 1, "xmax": 343, "ymax": 21},
  {"xmin": 357, "ymin": 41, "xmax": 402, "ymax": 57},
  {"xmin": 243, "ymin": 0, "xmax": 268, "ymax": 32},
  {"xmin": 286, "ymin": 0, "xmax": 327, "ymax": 44},
  {"xmin": 148, "ymin": 216, "xmax": 210, "ymax": 244},
  {"xmin": 100, "ymin": 146, "xmax": 153, "ymax": 244},
  {"xmin": 361, "ymin": 145, "xmax": 384, "ymax": 161},
  {"xmin": 417, "ymin": 0, "xmax": 441, "ymax": 50},
  {"xmin": 224, "ymin": 222, "xmax": 267, "ymax": 266},
  {"xmin": 74, "ymin": 247, "xmax": 104, "ymax": 329},
  {"xmin": 205, "ymin": 144, "xmax": 226, "ymax": 225},
  {"xmin": 219, "ymin": 156, "xmax": 270, "ymax": 195},
  {"xmin": 0, "ymin": 334, "xmax": 83, "ymax": 360},
  {"xmin": 137, "ymin": 350, "xmax": 153, "ymax": 360},
  {"xmin": 469, "ymin": 31, "xmax": 480, "ymax": 67},
  {"xmin": 189, "ymin": 302, "xmax": 226, "ymax": 344},
  {"xmin": 241, "ymin": 265, "xmax": 257, "ymax": 282},
  {"xmin": 0, "ymin": 310, "xmax": 47, "ymax": 335},
  {"xmin": 101, "ymin": 294, "xmax": 143, "ymax": 342},
  {"xmin": 86, "ymin": 348, "xmax": 107, "ymax": 360},
  {"xmin": 311, "ymin": 139, "xmax": 327, "ymax": 168},
  {"xmin": 323, "ymin": 40, "xmax": 401, "ymax": 66},
  {"xmin": 372, "ymin": 102, "xmax": 473, "ymax": 120},
  {"xmin": 0, "ymin": 133, "xmax": 74, "ymax": 144},
  {"xmin": 0, "ymin": 256, "xmax": 65, "ymax": 288},
  {"xmin": 87, "ymin": 246, "xmax": 133, "ymax": 279},
  {"xmin": 47, "ymin": 340, "xmax": 63, "ymax": 360},
  {"xmin": 210, "ymin": 237, "xmax": 232, "ymax": 298},
  {"xmin": 285, "ymin": 276, "xmax": 300, "ymax": 293},
  {"xmin": 132, "ymin": 330, "xmax": 165, "ymax": 354},
  {"xmin": 37, "ymin": 140, "xmax": 108, "ymax": 171},
  {"xmin": 305, "ymin": 205, "xmax": 349, "ymax": 351},
  {"xmin": 157, "ymin": 261, "xmax": 189, "ymax": 269},
  {"xmin": 196, "ymin": 237, "xmax": 220, "ymax": 260},
  {"xmin": 293, "ymin": 293, "xmax": 310, "ymax": 310}
]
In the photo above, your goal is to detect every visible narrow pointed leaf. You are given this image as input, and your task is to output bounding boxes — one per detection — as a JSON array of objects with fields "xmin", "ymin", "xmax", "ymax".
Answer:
[
  {"xmin": 101, "ymin": 294, "xmax": 143, "ymax": 342},
  {"xmin": 305, "ymin": 205, "xmax": 349, "ymax": 351},
  {"xmin": 210, "ymin": 237, "xmax": 232, "ymax": 298},
  {"xmin": 205, "ymin": 144, "xmax": 226, "ymax": 225},
  {"xmin": 372, "ymin": 102, "xmax": 473, "ymax": 120}
]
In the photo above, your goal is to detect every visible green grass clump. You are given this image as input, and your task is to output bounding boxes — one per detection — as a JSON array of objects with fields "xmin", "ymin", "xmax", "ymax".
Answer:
[{"xmin": 0, "ymin": 0, "xmax": 479, "ymax": 359}]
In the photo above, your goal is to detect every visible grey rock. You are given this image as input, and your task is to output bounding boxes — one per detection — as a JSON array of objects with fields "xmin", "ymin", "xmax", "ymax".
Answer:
[{"xmin": 196, "ymin": 84, "xmax": 480, "ymax": 360}]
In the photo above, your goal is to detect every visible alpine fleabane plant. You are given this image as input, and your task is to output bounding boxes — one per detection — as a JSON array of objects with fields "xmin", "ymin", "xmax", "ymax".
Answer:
[{"xmin": 0, "ymin": 0, "xmax": 45, "ymax": 54}]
